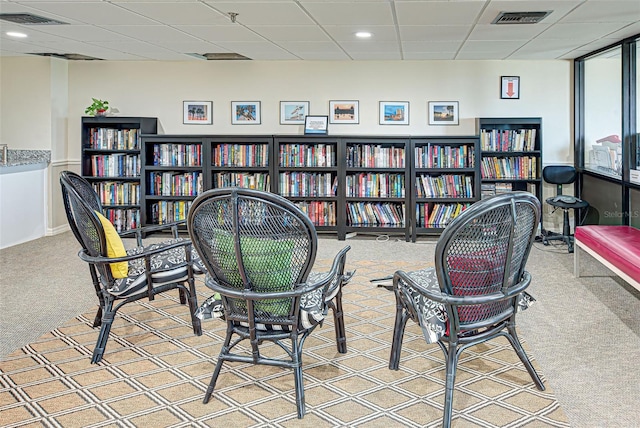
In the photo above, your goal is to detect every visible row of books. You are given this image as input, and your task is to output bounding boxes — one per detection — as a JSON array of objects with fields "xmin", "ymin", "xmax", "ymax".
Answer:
[
  {"xmin": 213, "ymin": 143, "xmax": 269, "ymax": 167},
  {"xmin": 416, "ymin": 203, "xmax": 470, "ymax": 228},
  {"xmin": 90, "ymin": 154, "xmax": 140, "ymax": 177},
  {"xmin": 347, "ymin": 202, "xmax": 405, "ymax": 226},
  {"xmin": 415, "ymin": 144, "xmax": 475, "ymax": 168},
  {"xmin": 294, "ymin": 201, "xmax": 337, "ymax": 226},
  {"xmin": 416, "ymin": 174, "xmax": 474, "ymax": 198},
  {"xmin": 346, "ymin": 173, "xmax": 405, "ymax": 198},
  {"xmin": 87, "ymin": 128, "xmax": 140, "ymax": 150},
  {"xmin": 148, "ymin": 172, "xmax": 202, "ymax": 196},
  {"xmin": 103, "ymin": 208, "xmax": 140, "ymax": 233},
  {"xmin": 279, "ymin": 144, "xmax": 336, "ymax": 167},
  {"xmin": 152, "ymin": 144, "xmax": 201, "ymax": 167},
  {"xmin": 278, "ymin": 172, "xmax": 337, "ymax": 197},
  {"xmin": 150, "ymin": 200, "xmax": 192, "ymax": 224},
  {"xmin": 346, "ymin": 145, "xmax": 405, "ymax": 168},
  {"xmin": 92, "ymin": 181, "xmax": 140, "ymax": 206},
  {"xmin": 480, "ymin": 156, "xmax": 537, "ymax": 179},
  {"xmin": 213, "ymin": 172, "xmax": 270, "ymax": 191},
  {"xmin": 480, "ymin": 128, "xmax": 537, "ymax": 152},
  {"xmin": 481, "ymin": 182, "xmax": 513, "ymax": 199}
]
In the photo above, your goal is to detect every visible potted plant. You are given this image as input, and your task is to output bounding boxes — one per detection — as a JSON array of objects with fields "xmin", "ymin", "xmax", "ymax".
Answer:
[{"xmin": 85, "ymin": 98, "xmax": 109, "ymax": 116}]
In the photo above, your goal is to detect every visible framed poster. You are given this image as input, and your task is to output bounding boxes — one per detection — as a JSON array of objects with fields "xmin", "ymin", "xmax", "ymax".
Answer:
[
  {"xmin": 280, "ymin": 101, "xmax": 309, "ymax": 124},
  {"xmin": 428, "ymin": 101, "xmax": 459, "ymax": 126},
  {"xmin": 501, "ymin": 76, "xmax": 520, "ymax": 99},
  {"xmin": 231, "ymin": 101, "xmax": 261, "ymax": 124},
  {"xmin": 183, "ymin": 101, "xmax": 212, "ymax": 125},
  {"xmin": 304, "ymin": 115, "xmax": 328, "ymax": 135},
  {"xmin": 329, "ymin": 100, "xmax": 359, "ymax": 124},
  {"xmin": 379, "ymin": 101, "xmax": 409, "ymax": 125}
]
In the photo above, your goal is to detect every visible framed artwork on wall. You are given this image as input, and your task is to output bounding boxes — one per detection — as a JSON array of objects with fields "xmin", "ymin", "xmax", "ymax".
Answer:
[
  {"xmin": 379, "ymin": 101, "xmax": 409, "ymax": 125},
  {"xmin": 501, "ymin": 76, "xmax": 520, "ymax": 99},
  {"xmin": 231, "ymin": 101, "xmax": 261, "ymax": 124},
  {"xmin": 183, "ymin": 101, "xmax": 212, "ymax": 125},
  {"xmin": 304, "ymin": 115, "xmax": 328, "ymax": 135},
  {"xmin": 280, "ymin": 101, "xmax": 309, "ymax": 124},
  {"xmin": 329, "ymin": 100, "xmax": 359, "ymax": 124},
  {"xmin": 428, "ymin": 101, "xmax": 459, "ymax": 126}
]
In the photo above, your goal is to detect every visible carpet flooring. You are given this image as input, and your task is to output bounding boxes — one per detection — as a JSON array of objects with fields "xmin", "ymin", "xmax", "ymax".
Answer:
[{"xmin": 0, "ymin": 258, "xmax": 568, "ymax": 427}]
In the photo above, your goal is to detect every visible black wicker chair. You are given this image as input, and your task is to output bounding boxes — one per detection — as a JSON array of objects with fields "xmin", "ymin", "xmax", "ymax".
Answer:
[
  {"xmin": 388, "ymin": 192, "xmax": 545, "ymax": 428},
  {"xmin": 60, "ymin": 171, "xmax": 203, "ymax": 363},
  {"xmin": 187, "ymin": 187, "xmax": 352, "ymax": 419}
]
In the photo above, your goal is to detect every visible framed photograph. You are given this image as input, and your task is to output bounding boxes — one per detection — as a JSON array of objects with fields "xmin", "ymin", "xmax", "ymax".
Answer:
[
  {"xmin": 304, "ymin": 115, "xmax": 328, "ymax": 135},
  {"xmin": 183, "ymin": 101, "xmax": 212, "ymax": 125},
  {"xmin": 501, "ymin": 76, "xmax": 520, "ymax": 99},
  {"xmin": 329, "ymin": 100, "xmax": 359, "ymax": 124},
  {"xmin": 231, "ymin": 101, "xmax": 261, "ymax": 124},
  {"xmin": 280, "ymin": 101, "xmax": 309, "ymax": 125},
  {"xmin": 379, "ymin": 101, "xmax": 409, "ymax": 125},
  {"xmin": 428, "ymin": 101, "xmax": 459, "ymax": 126}
]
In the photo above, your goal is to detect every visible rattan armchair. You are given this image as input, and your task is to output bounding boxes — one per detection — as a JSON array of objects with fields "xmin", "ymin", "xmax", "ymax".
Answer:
[
  {"xmin": 187, "ymin": 187, "xmax": 351, "ymax": 419},
  {"xmin": 389, "ymin": 192, "xmax": 545, "ymax": 428},
  {"xmin": 60, "ymin": 171, "xmax": 204, "ymax": 363}
]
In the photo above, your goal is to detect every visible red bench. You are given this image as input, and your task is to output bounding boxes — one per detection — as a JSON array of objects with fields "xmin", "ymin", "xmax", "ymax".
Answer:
[{"xmin": 574, "ymin": 225, "xmax": 640, "ymax": 292}]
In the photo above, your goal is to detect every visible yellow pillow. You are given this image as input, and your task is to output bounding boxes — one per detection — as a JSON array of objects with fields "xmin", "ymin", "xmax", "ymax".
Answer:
[{"xmin": 94, "ymin": 211, "xmax": 129, "ymax": 278}]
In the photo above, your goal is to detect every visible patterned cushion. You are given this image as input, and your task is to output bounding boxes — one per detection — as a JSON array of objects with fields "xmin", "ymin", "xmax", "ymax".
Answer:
[{"xmin": 107, "ymin": 238, "xmax": 206, "ymax": 297}]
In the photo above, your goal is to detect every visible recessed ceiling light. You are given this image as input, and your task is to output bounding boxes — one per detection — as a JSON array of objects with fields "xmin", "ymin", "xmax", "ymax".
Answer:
[
  {"xmin": 6, "ymin": 31, "xmax": 27, "ymax": 38},
  {"xmin": 355, "ymin": 31, "xmax": 372, "ymax": 38}
]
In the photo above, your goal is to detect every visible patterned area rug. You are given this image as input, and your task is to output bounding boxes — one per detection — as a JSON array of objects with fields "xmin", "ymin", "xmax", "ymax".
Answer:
[{"xmin": 0, "ymin": 260, "xmax": 569, "ymax": 427}]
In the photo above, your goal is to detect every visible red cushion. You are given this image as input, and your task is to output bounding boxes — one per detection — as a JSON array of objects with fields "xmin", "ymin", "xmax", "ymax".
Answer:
[{"xmin": 575, "ymin": 226, "xmax": 640, "ymax": 281}]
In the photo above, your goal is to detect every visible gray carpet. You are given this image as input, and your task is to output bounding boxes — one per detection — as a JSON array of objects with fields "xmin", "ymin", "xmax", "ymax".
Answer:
[{"xmin": 1, "ymin": 231, "xmax": 639, "ymax": 427}]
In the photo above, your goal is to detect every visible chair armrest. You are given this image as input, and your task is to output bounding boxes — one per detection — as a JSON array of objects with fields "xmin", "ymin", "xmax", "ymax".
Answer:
[
  {"xmin": 77, "ymin": 238, "xmax": 193, "ymax": 265},
  {"xmin": 118, "ymin": 220, "xmax": 185, "ymax": 245}
]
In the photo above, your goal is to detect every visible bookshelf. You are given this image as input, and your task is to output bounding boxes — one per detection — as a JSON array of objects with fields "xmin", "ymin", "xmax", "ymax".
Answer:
[
  {"xmin": 209, "ymin": 136, "xmax": 272, "ymax": 192},
  {"xmin": 81, "ymin": 116, "xmax": 157, "ymax": 232},
  {"xmin": 140, "ymin": 135, "xmax": 204, "ymax": 226},
  {"xmin": 273, "ymin": 136, "xmax": 341, "ymax": 237},
  {"xmin": 410, "ymin": 136, "xmax": 479, "ymax": 241},
  {"xmin": 344, "ymin": 137, "xmax": 411, "ymax": 241}
]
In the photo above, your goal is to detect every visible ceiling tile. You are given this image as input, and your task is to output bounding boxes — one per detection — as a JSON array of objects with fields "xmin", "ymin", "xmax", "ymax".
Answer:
[
  {"xmin": 322, "ymin": 25, "xmax": 398, "ymax": 42},
  {"xmin": 399, "ymin": 26, "xmax": 471, "ymax": 42},
  {"xmin": 402, "ymin": 41, "xmax": 462, "ymax": 53},
  {"xmin": 560, "ymin": 1, "xmax": 640, "ymax": 23},
  {"xmin": 100, "ymin": 25, "xmax": 204, "ymax": 43},
  {"xmin": 476, "ymin": 1, "xmax": 581, "ymax": 25},
  {"xmin": 468, "ymin": 23, "xmax": 551, "ymax": 41},
  {"xmin": 300, "ymin": 2, "xmax": 394, "ymax": 25},
  {"xmin": 395, "ymin": 1, "xmax": 485, "ymax": 26},
  {"xmin": 249, "ymin": 25, "xmax": 331, "ymax": 42},
  {"xmin": 536, "ymin": 22, "xmax": 631, "ymax": 40},
  {"xmin": 9, "ymin": 2, "xmax": 158, "ymax": 25},
  {"xmin": 202, "ymin": 2, "xmax": 315, "ymax": 26},
  {"xmin": 115, "ymin": 2, "xmax": 230, "ymax": 25},
  {"xmin": 173, "ymin": 25, "xmax": 265, "ymax": 42}
]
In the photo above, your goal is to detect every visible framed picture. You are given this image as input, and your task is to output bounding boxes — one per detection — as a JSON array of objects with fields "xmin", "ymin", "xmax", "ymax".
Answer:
[
  {"xmin": 329, "ymin": 100, "xmax": 359, "ymax": 124},
  {"xmin": 428, "ymin": 101, "xmax": 459, "ymax": 126},
  {"xmin": 183, "ymin": 101, "xmax": 212, "ymax": 125},
  {"xmin": 501, "ymin": 76, "xmax": 520, "ymax": 99},
  {"xmin": 379, "ymin": 101, "xmax": 409, "ymax": 125},
  {"xmin": 231, "ymin": 101, "xmax": 261, "ymax": 124},
  {"xmin": 280, "ymin": 101, "xmax": 309, "ymax": 125},
  {"xmin": 304, "ymin": 115, "xmax": 328, "ymax": 135}
]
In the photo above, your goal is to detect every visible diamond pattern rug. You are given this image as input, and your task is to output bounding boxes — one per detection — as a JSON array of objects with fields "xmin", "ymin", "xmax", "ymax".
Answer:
[{"xmin": 0, "ymin": 260, "xmax": 569, "ymax": 427}]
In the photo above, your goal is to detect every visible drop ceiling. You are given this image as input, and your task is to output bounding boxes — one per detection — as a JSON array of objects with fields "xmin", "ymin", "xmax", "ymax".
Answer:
[{"xmin": 0, "ymin": 0, "xmax": 638, "ymax": 61}]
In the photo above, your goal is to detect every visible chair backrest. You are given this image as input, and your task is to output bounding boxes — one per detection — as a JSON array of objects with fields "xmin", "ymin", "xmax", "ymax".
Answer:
[
  {"xmin": 60, "ymin": 171, "xmax": 113, "ymax": 277},
  {"xmin": 187, "ymin": 187, "xmax": 317, "ymax": 327},
  {"xmin": 543, "ymin": 165, "xmax": 577, "ymax": 195},
  {"xmin": 434, "ymin": 192, "xmax": 540, "ymax": 333}
]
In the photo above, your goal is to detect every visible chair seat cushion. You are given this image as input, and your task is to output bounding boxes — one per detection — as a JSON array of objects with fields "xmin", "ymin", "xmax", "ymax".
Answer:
[
  {"xmin": 196, "ymin": 270, "xmax": 342, "ymax": 331},
  {"xmin": 107, "ymin": 238, "xmax": 206, "ymax": 297}
]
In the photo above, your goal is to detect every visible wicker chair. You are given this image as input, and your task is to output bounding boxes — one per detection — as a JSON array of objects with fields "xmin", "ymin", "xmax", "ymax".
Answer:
[
  {"xmin": 187, "ymin": 187, "xmax": 352, "ymax": 419},
  {"xmin": 60, "ymin": 171, "xmax": 203, "ymax": 363},
  {"xmin": 388, "ymin": 192, "xmax": 545, "ymax": 428}
]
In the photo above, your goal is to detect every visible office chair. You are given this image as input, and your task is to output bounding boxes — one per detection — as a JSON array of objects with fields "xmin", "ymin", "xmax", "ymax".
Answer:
[{"xmin": 542, "ymin": 165, "xmax": 589, "ymax": 253}]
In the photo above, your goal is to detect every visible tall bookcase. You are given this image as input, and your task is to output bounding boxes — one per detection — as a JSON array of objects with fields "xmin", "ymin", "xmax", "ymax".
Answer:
[
  {"xmin": 477, "ymin": 117, "xmax": 543, "ymax": 229},
  {"xmin": 81, "ymin": 116, "xmax": 157, "ymax": 232},
  {"xmin": 410, "ymin": 136, "xmax": 479, "ymax": 241},
  {"xmin": 209, "ymin": 136, "xmax": 272, "ymax": 192},
  {"xmin": 139, "ymin": 135, "xmax": 204, "ymax": 226},
  {"xmin": 274, "ymin": 136, "xmax": 342, "ymax": 238}
]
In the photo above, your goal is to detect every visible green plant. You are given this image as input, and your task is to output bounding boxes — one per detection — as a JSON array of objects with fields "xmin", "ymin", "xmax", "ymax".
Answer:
[{"xmin": 85, "ymin": 98, "xmax": 109, "ymax": 116}]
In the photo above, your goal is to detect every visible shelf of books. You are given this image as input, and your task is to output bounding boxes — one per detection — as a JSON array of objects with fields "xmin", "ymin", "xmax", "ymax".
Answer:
[
  {"xmin": 140, "ymin": 135, "xmax": 204, "ymax": 226},
  {"xmin": 80, "ymin": 116, "xmax": 157, "ymax": 232},
  {"xmin": 274, "ymin": 136, "xmax": 341, "ymax": 237},
  {"xmin": 410, "ymin": 136, "xmax": 479, "ymax": 241},
  {"xmin": 344, "ymin": 137, "xmax": 411, "ymax": 241},
  {"xmin": 210, "ymin": 136, "xmax": 272, "ymax": 193}
]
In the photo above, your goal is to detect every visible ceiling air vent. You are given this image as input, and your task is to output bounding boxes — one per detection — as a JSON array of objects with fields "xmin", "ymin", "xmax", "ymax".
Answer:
[
  {"xmin": 492, "ymin": 11, "xmax": 551, "ymax": 24},
  {"xmin": 30, "ymin": 53, "xmax": 104, "ymax": 61},
  {"xmin": 188, "ymin": 52, "xmax": 252, "ymax": 60},
  {"xmin": 0, "ymin": 13, "xmax": 68, "ymax": 25}
]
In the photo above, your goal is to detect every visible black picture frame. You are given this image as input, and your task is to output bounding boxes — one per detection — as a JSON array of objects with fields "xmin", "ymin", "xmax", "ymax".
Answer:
[{"xmin": 501, "ymin": 76, "xmax": 520, "ymax": 99}]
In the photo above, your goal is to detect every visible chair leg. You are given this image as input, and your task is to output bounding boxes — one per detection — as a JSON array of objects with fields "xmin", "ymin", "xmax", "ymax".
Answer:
[
  {"xmin": 505, "ymin": 325, "xmax": 545, "ymax": 391},
  {"xmin": 442, "ymin": 343, "xmax": 459, "ymax": 428},
  {"xmin": 91, "ymin": 298, "xmax": 115, "ymax": 364},
  {"xmin": 178, "ymin": 288, "xmax": 187, "ymax": 305},
  {"xmin": 389, "ymin": 307, "xmax": 409, "ymax": 370},
  {"xmin": 92, "ymin": 306, "xmax": 103, "ymax": 328},
  {"xmin": 203, "ymin": 358, "xmax": 225, "ymax": 404},
  {"xmin": 185, "ymin": 277, "xmax": 202, "ymax": 336},
  {"xmin": 292, "ymin": 338, "xmax": 306, "ymax": 419},
  {"xmin": 331, "ymin": 289, "xmax": 347, "ymax": 354}
]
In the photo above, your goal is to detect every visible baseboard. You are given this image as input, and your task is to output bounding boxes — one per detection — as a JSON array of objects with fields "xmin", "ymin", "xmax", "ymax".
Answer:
[{"xmin": 47, "ymin": 224, "xmax": 70, "ymax": 236}]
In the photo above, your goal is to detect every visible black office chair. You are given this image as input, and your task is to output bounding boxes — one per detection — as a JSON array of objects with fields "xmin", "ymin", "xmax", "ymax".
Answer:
[{"xmin": 542, "ymin": 165, "xmax": 589, "ymax": 253}]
